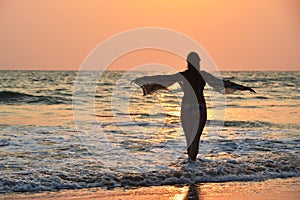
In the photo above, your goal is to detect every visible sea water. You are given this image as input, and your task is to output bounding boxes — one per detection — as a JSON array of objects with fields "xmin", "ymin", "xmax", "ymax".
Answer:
[{"xmin": 0, "ymin": 70, "xmax": 299, "ymax": 193}]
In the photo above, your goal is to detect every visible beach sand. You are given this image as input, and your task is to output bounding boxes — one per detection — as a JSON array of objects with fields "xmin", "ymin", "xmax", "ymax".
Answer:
[{"xmin": 1, "ymin": 177, "xmax": 299, "ymax": 200}]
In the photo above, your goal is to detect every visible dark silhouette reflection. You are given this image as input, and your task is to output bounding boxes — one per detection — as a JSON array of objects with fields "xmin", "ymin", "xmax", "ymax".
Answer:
[{"xmin": 184, "ymin": 184, "xmax": 203, "ymax": 200}]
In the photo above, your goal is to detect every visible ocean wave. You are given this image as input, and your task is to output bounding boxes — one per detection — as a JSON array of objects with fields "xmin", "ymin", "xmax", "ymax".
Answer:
[
  {"xmin": 207, "ymin": 120, "xmax": 273, "ymax": 128},
  {"xmin": 0, "ymin": 91, "xmax": 70, "ymax": 105},
  {"xmin": 0, "ymin": 153, "xmax": 299, "ymax": 193},
  {"xmin": 1, "ymin": 71, "xmax": 299, "ymax": 194}
]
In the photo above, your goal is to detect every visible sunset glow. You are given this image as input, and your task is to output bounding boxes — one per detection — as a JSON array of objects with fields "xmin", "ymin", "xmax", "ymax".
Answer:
[{"xmin": 0, "ymin": 0, "xmax": 299, "ymax": 71}]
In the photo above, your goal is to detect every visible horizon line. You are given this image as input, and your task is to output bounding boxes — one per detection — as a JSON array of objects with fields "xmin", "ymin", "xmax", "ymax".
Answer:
[{"xmin": 0, "ymin": 69, "xmax": 299, "ymax": 72}]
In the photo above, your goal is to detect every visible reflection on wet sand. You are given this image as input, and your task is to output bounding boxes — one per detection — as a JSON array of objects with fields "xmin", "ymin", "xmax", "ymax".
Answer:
[{"xmin": 184, "ymin": 184, "xmax": 202, "ymax": 200}]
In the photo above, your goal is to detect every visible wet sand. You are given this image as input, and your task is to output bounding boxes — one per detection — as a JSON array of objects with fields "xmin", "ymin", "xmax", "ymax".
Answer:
[{"xmin": 1, "ymin": 177, "xmax": 299, "ymax": 200}]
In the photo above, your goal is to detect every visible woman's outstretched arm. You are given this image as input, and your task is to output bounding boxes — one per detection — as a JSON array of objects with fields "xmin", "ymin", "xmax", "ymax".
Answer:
[
  {"xmin": 223, "ymin": 80, "xmax": 256, "ymax": 94},
  {"xmin": 132, "ymin": 73, "xmax": 182, "ymax": 96},
  {"xmin": 200, "ymin": 71, "xmax": 256, "ymax": 94}
]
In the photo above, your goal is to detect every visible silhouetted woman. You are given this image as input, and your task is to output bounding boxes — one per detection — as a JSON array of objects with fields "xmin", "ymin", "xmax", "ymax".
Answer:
[{"xmin": 132, "ymin": 52, "xmax": 255, "ymax": 161}]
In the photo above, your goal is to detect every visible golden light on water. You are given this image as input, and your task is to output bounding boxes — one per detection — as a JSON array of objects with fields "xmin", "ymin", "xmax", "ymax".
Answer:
[{"xmin": 0, "ymin": 105, "xmax": 74, "ymax": 126}]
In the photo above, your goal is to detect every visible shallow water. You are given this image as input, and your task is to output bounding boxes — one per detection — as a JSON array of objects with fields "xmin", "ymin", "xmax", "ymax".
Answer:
[{"xmin": 0, "ymin": 70, "xmax": 299, "ymax": 193}]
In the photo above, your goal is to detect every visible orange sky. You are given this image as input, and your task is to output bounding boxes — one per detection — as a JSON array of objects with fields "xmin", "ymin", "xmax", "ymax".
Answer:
[{"xmin": 0, "ymin": 0, "xmax": 299, "ymax": 71}]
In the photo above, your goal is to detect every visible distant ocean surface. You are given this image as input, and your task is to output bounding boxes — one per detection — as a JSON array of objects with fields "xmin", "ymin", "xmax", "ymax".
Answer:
[{"xmin": 0, "ymin": 70, "xmax": 299, "ymax": 193}]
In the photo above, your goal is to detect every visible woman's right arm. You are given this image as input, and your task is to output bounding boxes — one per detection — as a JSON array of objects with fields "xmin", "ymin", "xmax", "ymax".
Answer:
[{"xmin": 132, "ymin": 73, "xmax": 182, "ymax": 96}]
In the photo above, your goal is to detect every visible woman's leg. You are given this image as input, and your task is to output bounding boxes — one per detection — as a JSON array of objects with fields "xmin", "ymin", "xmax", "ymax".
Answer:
[
  {"xmin": 187, "ymin": 109, "xmax": 207, "ymax": 161},
  {"xmin": 187, "ymin": 123, "xmax": 204, "ymax": 161},
  {"xmin": 181, "ymin": 106, "xmax": 207, "ymax": 161}
]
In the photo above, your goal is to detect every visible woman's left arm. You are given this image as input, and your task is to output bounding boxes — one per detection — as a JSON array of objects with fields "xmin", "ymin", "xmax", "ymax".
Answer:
[{"xmin": 200, "ymin": 70, "xmax": 256, "ymax": 94}]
